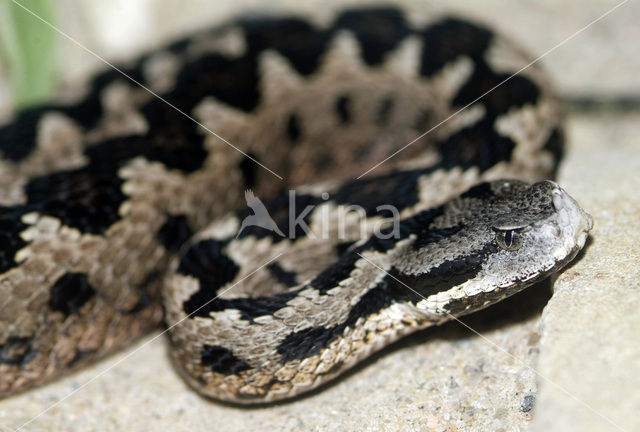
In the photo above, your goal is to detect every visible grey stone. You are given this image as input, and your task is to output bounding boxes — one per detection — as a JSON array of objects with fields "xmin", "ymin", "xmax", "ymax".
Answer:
[{"xmin": 529, "ymin": 112, "xmax": 640, "ymax": 432}]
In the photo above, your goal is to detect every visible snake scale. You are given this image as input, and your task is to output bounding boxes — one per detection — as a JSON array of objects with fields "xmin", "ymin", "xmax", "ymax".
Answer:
[{"xmin": 0, "ymin": 6, "xmax": 592, "ymax": 404}]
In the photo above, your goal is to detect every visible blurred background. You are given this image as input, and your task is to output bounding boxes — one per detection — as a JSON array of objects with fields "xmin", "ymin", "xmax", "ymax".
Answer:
[{"xmin": 1, "ymin": 0, "xmax": 639, "ymax": 112}]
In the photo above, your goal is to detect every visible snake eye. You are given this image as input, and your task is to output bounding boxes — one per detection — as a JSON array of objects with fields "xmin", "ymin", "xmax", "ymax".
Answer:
[{"xmin": 494, "ymin": 228, "xmax": 523, "ymax": 251}]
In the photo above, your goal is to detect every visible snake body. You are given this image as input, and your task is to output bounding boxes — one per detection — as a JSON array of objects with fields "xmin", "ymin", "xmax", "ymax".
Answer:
[{"xmin": 0, "ymin": 7, "xmax": 592, "ymax": 403}]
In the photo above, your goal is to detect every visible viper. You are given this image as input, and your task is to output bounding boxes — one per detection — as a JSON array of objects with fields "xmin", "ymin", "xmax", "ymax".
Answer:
[{"xmin": 0, "ymin": 6, "xmax": 592, "ymax": 403}]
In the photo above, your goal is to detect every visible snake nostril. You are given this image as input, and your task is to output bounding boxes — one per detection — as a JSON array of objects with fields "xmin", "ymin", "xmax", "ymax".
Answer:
[{"xmin": 551, "ymin": 189, "xmax": 565, "ymax": 213}]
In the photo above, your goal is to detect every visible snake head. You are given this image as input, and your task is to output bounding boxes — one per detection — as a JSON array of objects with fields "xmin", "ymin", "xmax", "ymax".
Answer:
[{"xmin": 400, "ymin": 179, "xmax": 593, "ymax": 317}]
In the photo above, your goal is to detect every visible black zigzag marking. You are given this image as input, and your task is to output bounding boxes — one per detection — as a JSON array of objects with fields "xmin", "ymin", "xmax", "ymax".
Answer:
[
  {"xmin": 277, "ymin": 243, "xmax": 496, "ymax": 363},
  {"xmin": 157, "ymin": 214, "xmax": 194, "ymax": 253},
  {"xmin": 49, "ymin": 272, "xmax": 96, "ymax": 316},
  {"xmin": 0, "ymin": 336, "xmax": 37, "ymax": 366},
  {"xmin": 179, "ymin": 239, "xmax": 239, "ymax": 316},
  {"xmin": 0, "ymin": 208, "xmax": 28, "ymax": 273},
  {"xmin": 201, "ymin": 345, "xmax": 251, "ymax": 376}
]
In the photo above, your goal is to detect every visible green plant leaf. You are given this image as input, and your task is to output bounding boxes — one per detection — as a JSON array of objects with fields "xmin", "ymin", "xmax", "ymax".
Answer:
[{"xmin": 0, "ymin": 0, "xmax": 58, "ymax": 108}]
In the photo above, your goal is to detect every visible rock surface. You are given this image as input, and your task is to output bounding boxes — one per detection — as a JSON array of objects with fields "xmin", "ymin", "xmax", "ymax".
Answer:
[{"xmin": 530, "ymin": 112, "xmax": 640, "ymax": 432}]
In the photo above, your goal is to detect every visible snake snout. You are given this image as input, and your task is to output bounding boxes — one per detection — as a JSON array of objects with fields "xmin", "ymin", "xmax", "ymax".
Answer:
[{"xmin": 551, "ymin": 184, "xmax": 593, "ymax": 251}]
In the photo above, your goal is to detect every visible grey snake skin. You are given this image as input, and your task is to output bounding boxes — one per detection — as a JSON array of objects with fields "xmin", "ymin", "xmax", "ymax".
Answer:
[{"xmin": 0, "ymin": 7, "xmax": 592, "ymax": 403}]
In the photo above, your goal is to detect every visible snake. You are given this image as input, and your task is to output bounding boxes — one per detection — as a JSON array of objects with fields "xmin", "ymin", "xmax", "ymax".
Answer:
[{"xmin": 0, "ymin": 6, "xmax": 593, "ymax": 404}]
